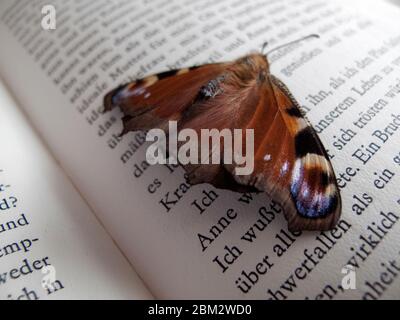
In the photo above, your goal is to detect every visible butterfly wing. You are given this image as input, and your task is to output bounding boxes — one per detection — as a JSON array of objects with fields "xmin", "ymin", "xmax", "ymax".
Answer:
[
  {"xmin": 104, "ymin": 63, "xmax": 229, "ymax": 133},
  {"xmin": 237, "ymin": 74, "xmax": 342, "ymax": 231},
  {"xmin": 189, "ymin": 63, "xmax": 341, "ymax": 231}
]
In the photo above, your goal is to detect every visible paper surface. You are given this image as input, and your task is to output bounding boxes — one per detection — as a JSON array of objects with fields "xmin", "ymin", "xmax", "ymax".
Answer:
[
  {"xmin": 0, "ymin": 80, "xmax": 152, "ymax": 299},
  {"xmin": 0, "ymin": 0, "xmax": 399, "ymax": 299}
]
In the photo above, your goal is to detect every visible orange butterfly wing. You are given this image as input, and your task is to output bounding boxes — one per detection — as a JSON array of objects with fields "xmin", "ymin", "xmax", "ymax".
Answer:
[
  {"xmin": 104, "ymin": 63, "xmax": 229, "ymax": 133},
  {"xmin": 230, "ymin": 74, "xmax": 341, "ymax": 231}
]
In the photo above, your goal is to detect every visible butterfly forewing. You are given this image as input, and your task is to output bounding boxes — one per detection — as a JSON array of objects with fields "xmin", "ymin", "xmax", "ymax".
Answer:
[
  {"xmin": 104, "ymin": 63, "xmax": 229, "ymax": 132},
  {"xmin": 262, "ymin": 75, "xmax": 341, "ymax": 230}
]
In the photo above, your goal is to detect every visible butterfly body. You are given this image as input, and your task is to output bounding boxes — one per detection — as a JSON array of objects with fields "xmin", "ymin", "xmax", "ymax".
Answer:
[{"xmin": 104, "ymin": 52, "xmax": 341, "ymax": 231}]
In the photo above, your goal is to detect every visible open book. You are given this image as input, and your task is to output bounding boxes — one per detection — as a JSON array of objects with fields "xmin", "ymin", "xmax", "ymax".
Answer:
[{"xmin": 0, "ymin": 0, "xmax": 399, "ymax": 300}]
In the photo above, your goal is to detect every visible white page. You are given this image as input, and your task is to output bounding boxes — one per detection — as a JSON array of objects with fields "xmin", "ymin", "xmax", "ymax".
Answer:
[
  {"xmin": 0, "ymin": 80, "xmax": 152, "ymax": 299},
  {"xmin": 0, "ymin": 0, "xmax": 399, "ymax": 299}
]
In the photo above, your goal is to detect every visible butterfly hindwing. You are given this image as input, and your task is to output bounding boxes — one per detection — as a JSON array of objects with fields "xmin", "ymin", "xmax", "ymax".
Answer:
[{"xmin": 170, "ymin": 55, "xmax": 272, "ymax": 191}]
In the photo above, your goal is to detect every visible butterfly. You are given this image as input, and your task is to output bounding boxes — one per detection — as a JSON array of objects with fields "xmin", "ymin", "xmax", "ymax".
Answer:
[{"xmin": 104, "ymin": 35, "xmax": 342, "ymax": 232}]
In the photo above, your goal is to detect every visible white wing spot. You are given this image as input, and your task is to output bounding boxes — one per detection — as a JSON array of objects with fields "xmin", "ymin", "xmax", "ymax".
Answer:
[
  {"xmin": 264, "ymin": 154, "xmax": 271, "ymax": 161},
  {"xmin": 280, "ymin": 161, "xmax": 289, "ymax": 177}
]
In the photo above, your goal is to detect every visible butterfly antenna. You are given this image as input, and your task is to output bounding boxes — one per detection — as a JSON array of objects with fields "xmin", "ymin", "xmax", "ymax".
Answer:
[
  {"xmin": 262, "ymin": 34, "xmax": 320, "ymax": 57},
  {"xmin": 261, "ymin": 41, "xmax": 269, "ymax": 54}
]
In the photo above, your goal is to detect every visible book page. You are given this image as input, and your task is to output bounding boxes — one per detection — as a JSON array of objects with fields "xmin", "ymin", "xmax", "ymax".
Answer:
[
  {"xmin": 0, "ymin": 0, "xmax": 399, "ymax": 299},
  {"xmin": 0, "ymin": 80, "xmax": 152, "ymax": 299}
]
